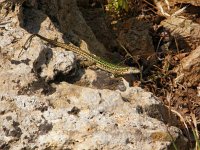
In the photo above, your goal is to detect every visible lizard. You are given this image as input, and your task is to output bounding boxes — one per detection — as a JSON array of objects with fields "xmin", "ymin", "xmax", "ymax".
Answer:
[{"xmin": 22, "ymin": 34, "xmax": 140, "ymax": 75}]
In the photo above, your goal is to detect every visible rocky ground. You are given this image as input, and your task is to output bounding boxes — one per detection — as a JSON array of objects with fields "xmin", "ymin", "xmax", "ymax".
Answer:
[{"xmin": 0, "ymin": 0, "xmax": 199, "ymax": 149}]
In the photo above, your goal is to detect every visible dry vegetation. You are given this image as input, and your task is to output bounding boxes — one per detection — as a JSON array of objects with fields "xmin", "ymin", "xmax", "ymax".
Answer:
[{"xmin": 102, "ymin": 0, "xmax": 200, "ymax": 149}]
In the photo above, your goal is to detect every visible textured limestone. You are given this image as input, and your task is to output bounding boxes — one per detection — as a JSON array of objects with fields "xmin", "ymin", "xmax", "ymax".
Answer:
[{"xmin": 0, "ymin": 84, "xmax": 188, "ymax": 149}]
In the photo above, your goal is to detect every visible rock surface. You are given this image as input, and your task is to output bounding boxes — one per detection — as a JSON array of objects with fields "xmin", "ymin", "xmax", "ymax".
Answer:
[
  {"xmin": 0, "ymin": 83, "xmax": 188, "ymax": 149},
  {"xmin": 0, "ymin": 0, "xmax": 189, "ymax": 149},
  {"xmin": 117, "ymin": 18, "xmax": 155, "ymax": 58},
  {"xmin": 174, "ymin": 46, "xmax": 200, "ymax": 87},
  {"xmin": 161, "ymin": 16, "xmax": 200, "ymax": 51}
]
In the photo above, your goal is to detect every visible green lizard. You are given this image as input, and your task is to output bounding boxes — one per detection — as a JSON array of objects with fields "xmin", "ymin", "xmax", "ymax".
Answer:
[{"xmin": 22, "ymin": 34, "xmax": 140, "ymax": 75}]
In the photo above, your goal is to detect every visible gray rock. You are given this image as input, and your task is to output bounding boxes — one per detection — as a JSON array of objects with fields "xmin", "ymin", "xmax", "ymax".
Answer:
[{"xmin": 0, "ymin": 83, "xmax": 188, "ymax": 149}]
